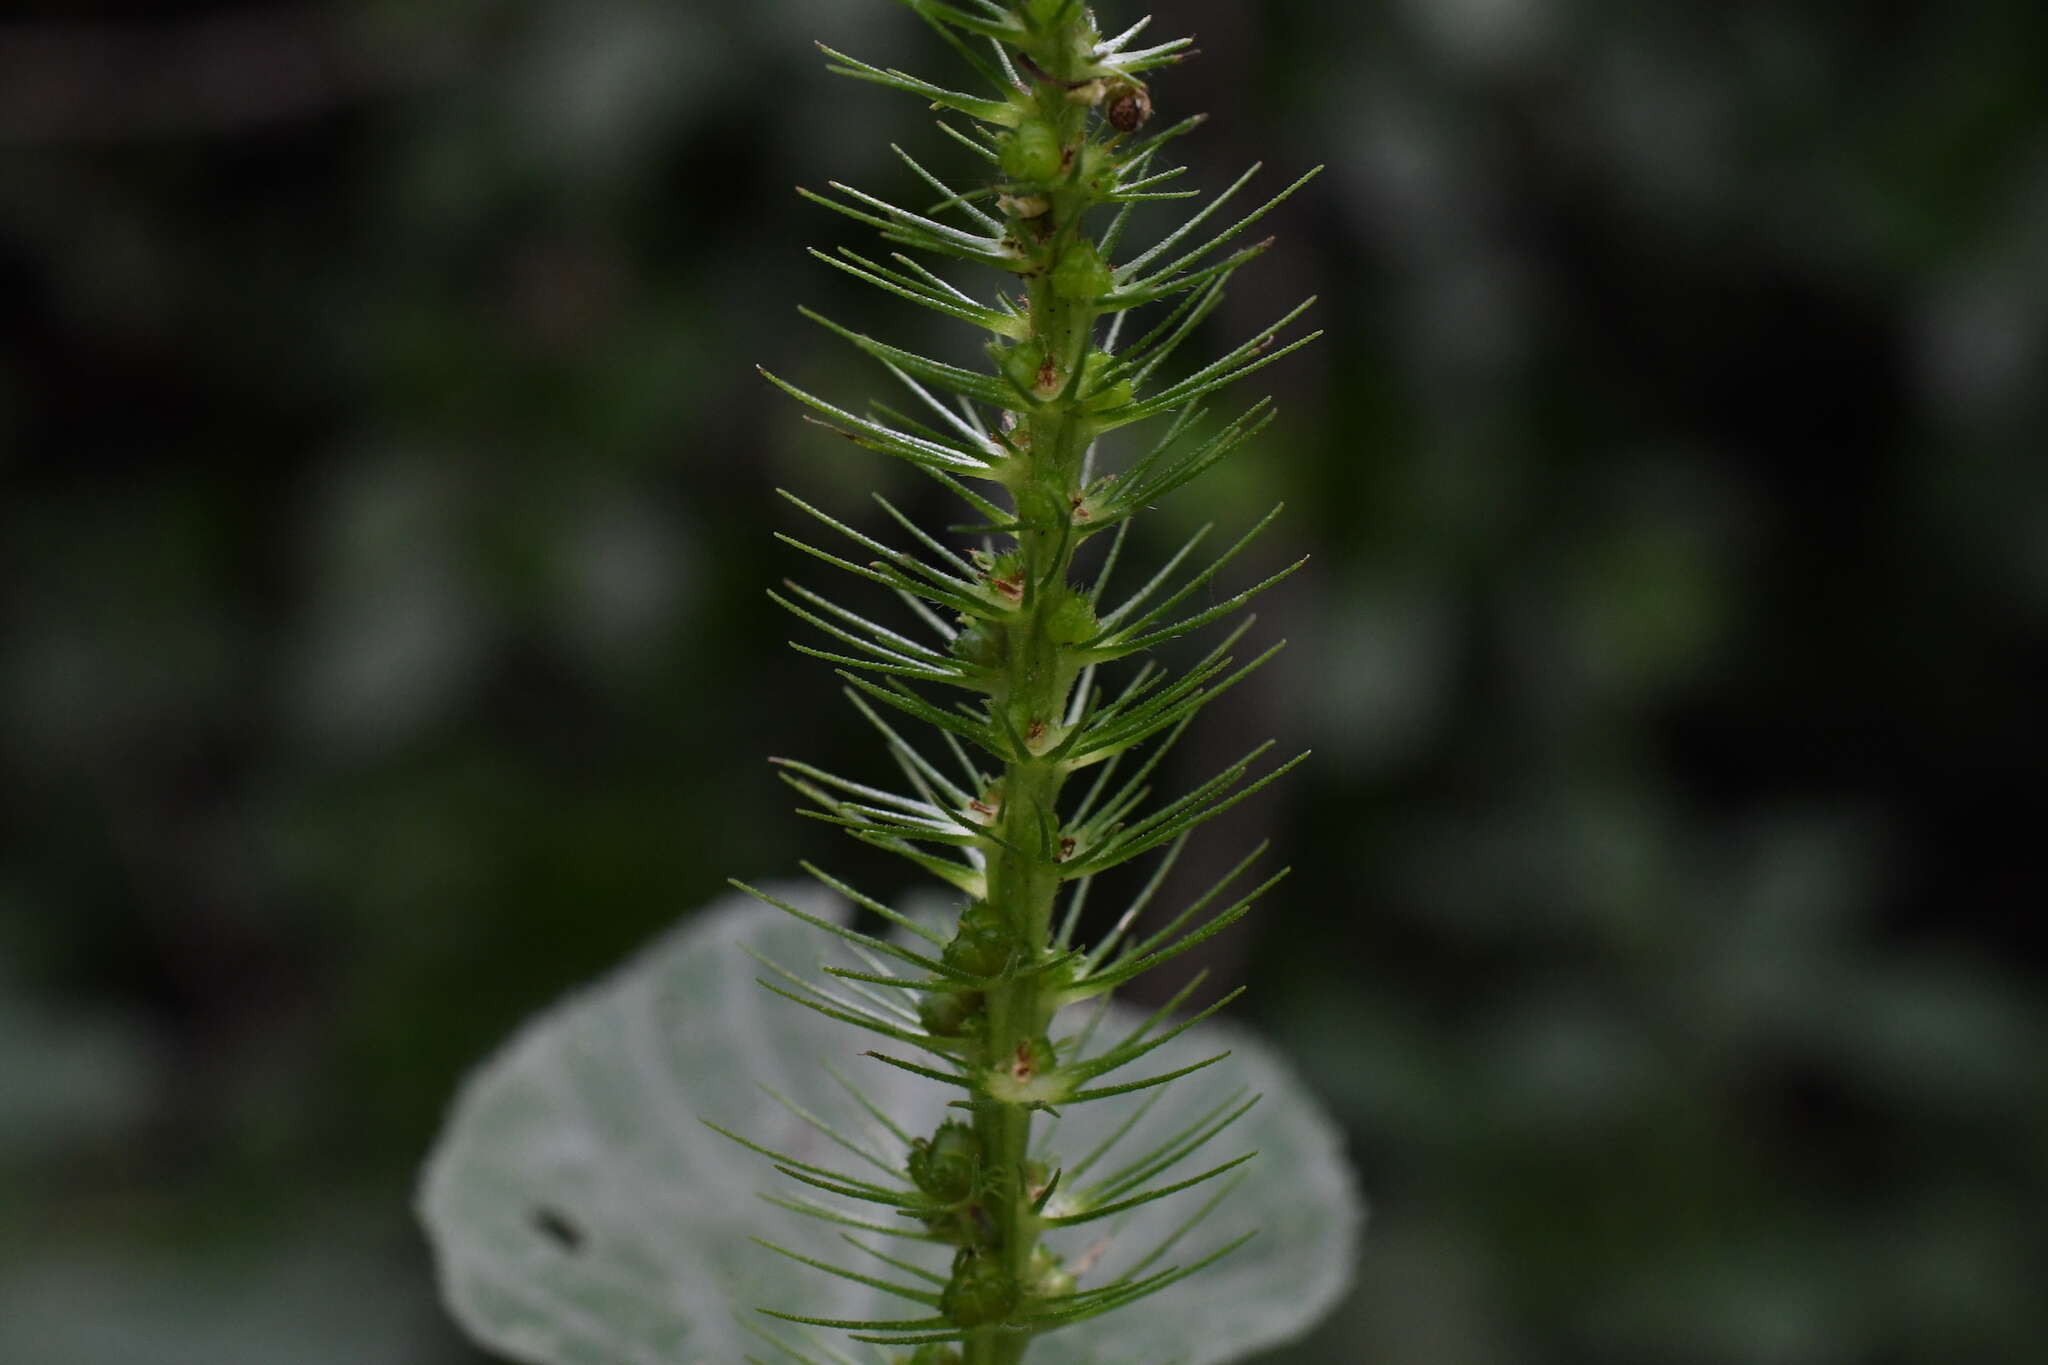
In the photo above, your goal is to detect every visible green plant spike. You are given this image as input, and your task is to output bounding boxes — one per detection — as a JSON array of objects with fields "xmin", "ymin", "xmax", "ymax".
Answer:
[
  {"xmin": 410, "ymin": 5, "xmax": 1362, "ymax": 1365},
  {"xmin": 740, "ymin": 7, "xmax": 1332, "ymax": 1358}
]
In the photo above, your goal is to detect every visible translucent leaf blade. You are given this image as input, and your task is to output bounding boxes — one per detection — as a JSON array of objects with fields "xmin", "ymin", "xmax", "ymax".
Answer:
[
  {"xmin": 417, "ymin": 887, "xmax": 934, "ymax": 1365},
  {"xmin": 418, "ymin": 892, "xmax": 1363, "ymax": 1365}
]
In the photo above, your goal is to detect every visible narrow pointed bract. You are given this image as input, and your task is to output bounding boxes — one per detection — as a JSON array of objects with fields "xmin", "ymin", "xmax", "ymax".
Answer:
[{"xmin": 744, "ymin": 4, "xmax": 1316, "ymax": 1360}]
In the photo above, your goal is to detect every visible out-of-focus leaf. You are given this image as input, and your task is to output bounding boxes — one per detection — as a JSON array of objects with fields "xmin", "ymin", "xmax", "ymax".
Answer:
[
  {"xmin": 0, "ymin": 989, "xmax": 157, "ymax": 1162},
  {"xmin": 0, "ymin": 1237, "xmax": 439, "ymax": 1365},
  {"xmin": 418, "ymin": 888, "xmax": 1361, "ymax": 1364}
]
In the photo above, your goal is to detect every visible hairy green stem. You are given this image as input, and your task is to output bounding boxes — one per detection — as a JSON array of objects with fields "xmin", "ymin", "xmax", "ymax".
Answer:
[{"xmin": 964, "ymin": 17, "xmax": 1098, "ymax": 1364}]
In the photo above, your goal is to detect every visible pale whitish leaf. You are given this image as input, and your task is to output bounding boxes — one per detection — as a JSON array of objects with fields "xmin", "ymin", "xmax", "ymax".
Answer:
[{"xmin": 419, "ymin": 888, "xmax": 1362, "ymax": 1365}]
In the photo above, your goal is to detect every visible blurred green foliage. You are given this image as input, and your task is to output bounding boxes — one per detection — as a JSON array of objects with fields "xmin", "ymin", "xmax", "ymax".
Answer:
[{"xmin": 1, "ymin": 1, "xmax": 2043, "ymax": 1362}]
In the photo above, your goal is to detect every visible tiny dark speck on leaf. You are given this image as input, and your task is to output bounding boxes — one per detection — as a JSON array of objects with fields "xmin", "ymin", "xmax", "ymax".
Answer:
[{"xmin": 532, "ymin": 1206, "xmax": 586, "ymax": 1253}]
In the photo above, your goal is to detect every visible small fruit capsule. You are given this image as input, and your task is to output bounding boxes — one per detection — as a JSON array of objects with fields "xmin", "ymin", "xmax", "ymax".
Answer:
[
  {"xmin": 1000, "ymin": 118, "xmax": 1063, "ymax": 184},
  {"xmin": 1104, "ymin": 79, "xmax": 1153, "ymax": 132},
  {"xmin": 1034, "ymin": 353, "xmax": 1063, "ymax": 398},
  {"xmin": 941, "ymin": 1248, "xmax": 1020, "ymax": 1327},
  {"xmin": 997, "ymin": 192, "xmax": 1051, "ymax": 221},
  {"xmin": 1022, "ymin": 717, "xmax": 1065, "ymax": 757},
  {"xmin": 1007, "ymin": 1035, "xmax": 1057, "ymax": 1084},
  {"xmin": 964, "ymin": 785, "xmax": 1003, "ymax": 825}
]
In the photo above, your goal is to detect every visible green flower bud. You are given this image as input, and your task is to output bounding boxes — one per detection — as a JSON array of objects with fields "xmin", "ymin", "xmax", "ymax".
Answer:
[
  {"xmin": 950, "ymin": 623, "xmax": 1005, "ymax": 668},
  {"xmin": 1078, "ymin": 349, "xmax": 1134, "ymax": 413},
  {"xmin": 999, "ymin": 339, "xmax": 1054, "ymax": 397},
  {"xmin": 917, "ymin": 989, "xmax": 985, "ymax": 1039},
  {"xmin": 1077, "ymin": 140, "xmax": 1119, "ymax": 193},
  {"xmin": 1026, "ymin": 1245, "xmax": 1077, "ymax": 1299},
  {"xmin": 1025, "ymin": 0, "xmax": 1077, "ymax": 29},
  {"xmin": 1000, "ymin": 118, "xmax": 1063, "ymax": 184},
  {"xmin": 917, "ymin": 1202, "xmax": 988, "ymax": 1247},
  {"xmin": 942, "ymin": 900, "xmax": 1011, "ymax": 976},
  {"xmin": 1083, "ymin": 378, "xmax": 1134, "ymax": 413},
  {"xmin": 941, "ymin": 1248, "xmax": 1020, "ymax": 1327},
  {"xmin": 1052, "ymin": 240, "xmax": 1114, "ymax": 302},
  {"xmin": 908, "ymin": 1120, "xmax": 980, "ymax": 1202},
  {"xmin": 1012, "ymin": 484, "xmax": 1065, "ymax": 532},
  {"xmin": 1044, "ymin": 588, "xmax": 1099, "ymax": 645}
]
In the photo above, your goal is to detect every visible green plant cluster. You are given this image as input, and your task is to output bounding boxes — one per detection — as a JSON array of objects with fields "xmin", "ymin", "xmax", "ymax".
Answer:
[{"xmin": 724, "ymin": 2, "xmax": 1320, "ymax": 1362}]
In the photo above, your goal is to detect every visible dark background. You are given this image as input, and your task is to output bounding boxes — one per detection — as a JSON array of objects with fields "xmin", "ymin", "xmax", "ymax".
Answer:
[{"xmin": 3, "ymin": 2, "xmax": 2044, "ymax": 1362}]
